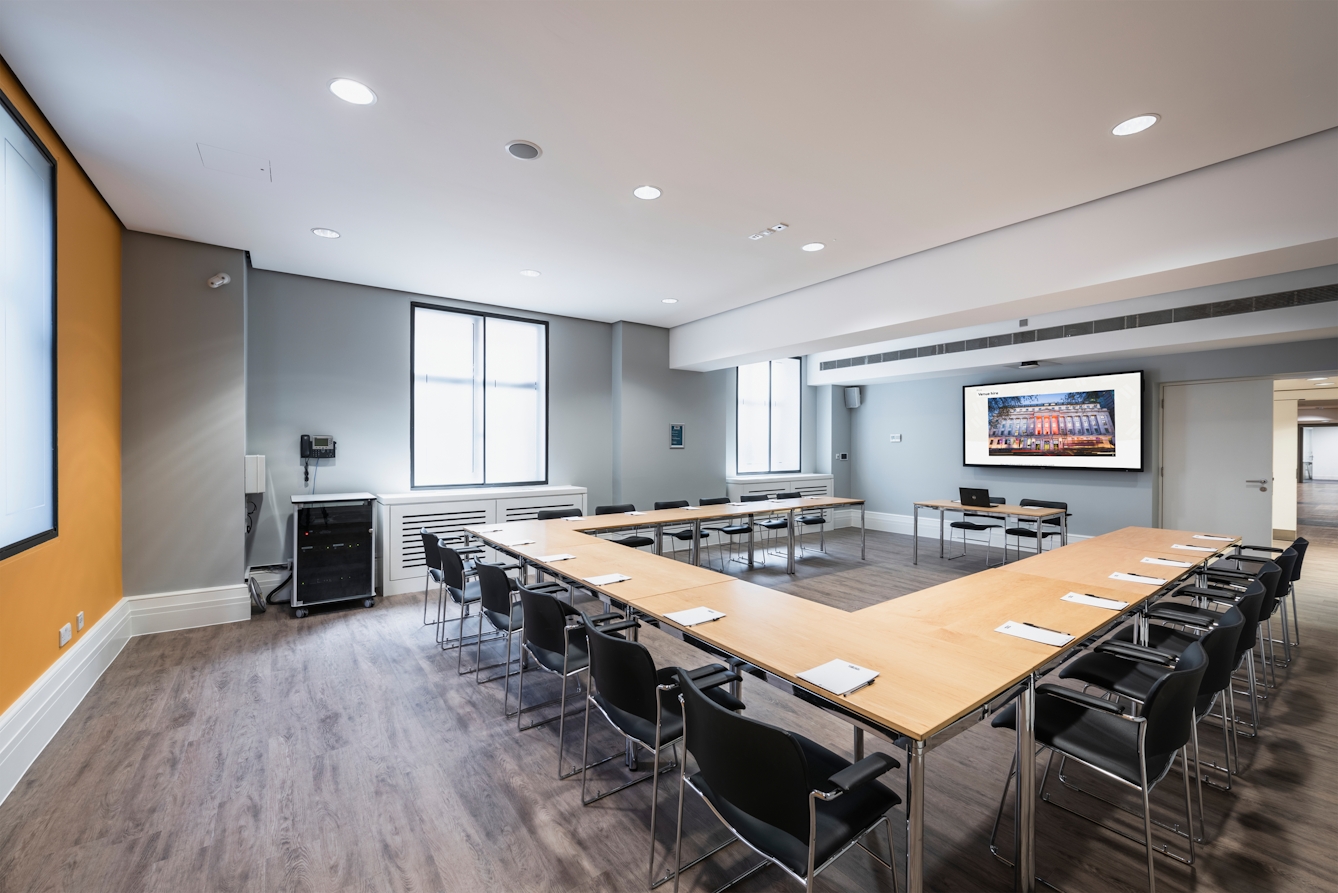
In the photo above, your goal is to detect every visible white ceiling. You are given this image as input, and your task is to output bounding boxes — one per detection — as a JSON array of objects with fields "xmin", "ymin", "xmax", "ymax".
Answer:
[{"xmin": 1, "ymin": 1, "xmax": 1334, "ymax": 327}]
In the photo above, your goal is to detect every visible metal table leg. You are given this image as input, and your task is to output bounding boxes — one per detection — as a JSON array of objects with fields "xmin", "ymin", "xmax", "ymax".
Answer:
[
  {"xmin": 1060, "ymin": 511, "xmax": 1068, "ymax": 546},
  {"xmin": 853, "ymin": 727, "xmax": 865, "ymax": 761},
  {"xmin": 1015, "ymin": 675, "xmax": 1036, "ymax": 893},
  {"xmin": 691, "ymin": 518, "xmax": 702, "ymax": 566},
  {"xmin": 786, "ymin": 509, "xmax": 797, "ymax": 574},
  {"xmin": 913, "ymin": 504, "xmax": 919, "ymax": 565},
  {"xmin": 906, "ymin": 739, "xmax": 925, "ymax": 893},
  {"xmin": 939, "ymin": 508, "xmax": 945, "ymax": 558},
  {"xmin": 747, "ymin": 514, "xmax": 755, "ymax": 568},
  {"xmin": 655, "ymin": 525, "xmax": 663, "ymax": 556},
  {"xmin": 861, "ymin": 503, "xmax": 867, "ymax": 560}
]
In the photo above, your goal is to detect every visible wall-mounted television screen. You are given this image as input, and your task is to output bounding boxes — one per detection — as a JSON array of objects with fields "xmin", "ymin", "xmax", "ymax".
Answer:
[{"xmin": 963, "ymin": 371, "xmax": 1144, "ymax": 470}]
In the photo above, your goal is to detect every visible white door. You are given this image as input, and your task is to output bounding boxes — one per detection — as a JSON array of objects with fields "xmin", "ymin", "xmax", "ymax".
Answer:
[{"xmin": 1162, "ymin": 379, "xmax": 1274, "ymax": 544}]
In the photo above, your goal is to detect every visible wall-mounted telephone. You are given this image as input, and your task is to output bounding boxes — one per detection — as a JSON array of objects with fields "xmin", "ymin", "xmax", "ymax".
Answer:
[{"xmin": 301, "ymin": 434, "xmax": 335, "ymax": 485}]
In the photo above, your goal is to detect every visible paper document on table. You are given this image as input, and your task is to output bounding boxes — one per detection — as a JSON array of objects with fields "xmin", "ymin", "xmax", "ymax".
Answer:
[
  {"xmin": 1142, "ymin": 556, "xmax": 1192, "ymax": 568},
  {"xmin": 682, "ymin": 506, "xmax": 703, "ymax": 510},
  {"xmin": 485, "ymin": 527, "xmax": 507, "ymax": 532},
  {"xmin": 1110, "ymin": 572, "xmax": 1168, "ymax": 585},
  {"xmin": 995, "ymin": 621, "xmax": 1074, "ymax": 647},
  {"xmin": 624, "ymin": 511, "xmax": 646, "ymax": 516},
  {"xmin": 728, "ymin": 503, "xmax": 749, "ymax": 507},
  {"xmin": 585, "ymin": 573, "xmax": 632, "ymax": 586},
  {"xmin": 1061, "ymin": 592, "xmax": 1128, "ymax": 610},
  {"xmin": 797, "ymin": 660, "xmax": 879, "ymax": 696},
  {"xmin": 665, "ymin": 607, "xmax": 726, "ymax": 626},
  {"xmin": 563, "ymin": 517, "xmax": 584, "ymax": 522},
  {"xmin": 1192, "ymin": 534, "xmax": 1235, "ymax": 541},
  {"xmin": 536, "ymin": 553, "xmax": 575, "ymax": 563},
  {"xmin": 1172, "ymin": 544, "xmax": 1216, "ymax": 552},
  {"xmin": 500, "ymin": 540, "xmax": 535, "ymax": 546}
]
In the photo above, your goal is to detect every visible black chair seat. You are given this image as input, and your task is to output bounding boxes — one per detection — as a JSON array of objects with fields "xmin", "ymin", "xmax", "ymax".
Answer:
[
  {"xmin": 614, "ymin": 535, "xmax": 655, "ymax": 549},
  {"xmin": 428, "ymin": 567, "xmax": 446, "ymax": 584},
  {"xmin": 950, "ymin": 521, "xmax": 998, "ymax": 531},
  {"xmin": 797, "ymin": 515, "xmax": 826, "ymax": 526},
  {"xmin": 526, "ymin": 638, "xmax": 588, "ymax": 675},
  {"xmin": 447, "ymin": 579, "xmax": 482, "ymax": 605},
  {"xmin": 759, "ymin": 519, "xmax": 789, "ymax": 530},
  {"xmin": 482, "ymin": 602, "xmax": 524, "ymax": 634},
  {"xmin": 593, "ymin": 665, "xmax": 744, "ymax": 746},
  {"xmin": 991, "ymin": 689, "xmax": 1176, "ymax": 787},
  {"xmin": 710, "ymin": 524, "xmax": 752, "ymax": 536},
  {"xmin": 1003, "ymin": 527, "xmax": 1061, "ymax": 539},
  {"xmin": 689, "ymin": 732, "xmax": 901, "ymax": 879},
  {"xmin": 671, "ymin": 528, "xmax": 711, "ymax": 541}
]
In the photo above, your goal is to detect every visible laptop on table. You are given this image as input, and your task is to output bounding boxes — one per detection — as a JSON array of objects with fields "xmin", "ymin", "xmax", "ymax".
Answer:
[{"xmin": 959, "ymin": 488, "xmax": 1001, "ymax": 508}]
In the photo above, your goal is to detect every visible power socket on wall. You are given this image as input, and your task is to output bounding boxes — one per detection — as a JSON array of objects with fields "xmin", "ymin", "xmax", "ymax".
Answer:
[
  {"xmin": 59, "ymin": 623, "xmax": 72, "ymax": 647},
  {"xmin": 77, "ymin": 611, "xmax": 85, "ymax": 631}
]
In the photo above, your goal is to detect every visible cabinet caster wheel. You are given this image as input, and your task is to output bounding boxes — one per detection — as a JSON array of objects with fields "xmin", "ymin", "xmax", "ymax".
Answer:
[
  {"xmin": 294, "ymin": 608, "xmax": 308, "ymax": 618},
  {"xmin": 363, "ymin": 598, "xmax": 375, "ymax": 608}
]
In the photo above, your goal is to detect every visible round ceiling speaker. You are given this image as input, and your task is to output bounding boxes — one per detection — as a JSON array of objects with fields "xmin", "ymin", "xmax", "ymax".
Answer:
[{"xmin": 506, "ymin": 141, "xmax": 542, "ymax": 160}]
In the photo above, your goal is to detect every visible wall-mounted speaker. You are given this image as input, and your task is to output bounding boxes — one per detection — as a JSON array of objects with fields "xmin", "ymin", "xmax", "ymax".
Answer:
[{"xmin": 844, "ymin": 386, "xmax": 862, "ymax": 409}]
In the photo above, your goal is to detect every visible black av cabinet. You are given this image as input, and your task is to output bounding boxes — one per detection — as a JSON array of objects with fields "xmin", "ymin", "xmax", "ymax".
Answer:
[{"xmin": 291, "ymin": 493, "xmax": 377, "ymax": 617}]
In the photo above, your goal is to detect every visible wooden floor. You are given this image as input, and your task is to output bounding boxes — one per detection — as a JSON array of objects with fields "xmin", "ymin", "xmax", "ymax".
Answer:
[
  {"xmin": 1, "ymin": 528, "xmax": 1334, "ymax": 893},
  {"xmin": 1298, "ymin": 481, "xmax": 1338, "ymax": 547}
]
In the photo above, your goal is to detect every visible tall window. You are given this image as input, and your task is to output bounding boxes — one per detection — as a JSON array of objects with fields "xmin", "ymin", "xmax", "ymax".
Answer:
[
  {"xmin": 1, "ymin": 92, "xmax": 56, "ymax": 560},
  {"xmin": 411, "ymin": 304, "xmax": 547, "ymax": 487},
  {"xmin": 736, "ymin": 358, "xmax": 800, "ymax": 474}
]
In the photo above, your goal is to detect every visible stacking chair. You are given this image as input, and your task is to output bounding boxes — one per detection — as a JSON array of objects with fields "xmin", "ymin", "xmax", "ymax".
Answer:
[
  {"xmin": 758, "ymin": 492, "xmax": 801, "ymax": 559},
  {"xmin": 989, "ymin": 642, "xmax": 1208, "ymax": 893},
  {"xmin": 435, "ymin": 542, "xmax": 489, "ymax": 652},
  {"xmin": 1003, "ymin": 499, "xmax": 1067, "ymax": 560},
  {"xmin": 1060, "ymin": 605, "xmax": 1245, "ymax": 840},
  {"xmin": 514, "ymin": 584, "xmax": 634, "ymax": 778},
  {"xmin": 419, "ymin": 528, "xmax": 485, "ymax": 627},
  {"xmin": 594, "ymin": 503, "xmax": 656, "ymax": 550},
  {"xmin": 948, "ymin": 503, "xmax": 1003, "ymax": 566},
  {"xmin": 464, "ymin": 563, "xmax": 525, "ymax": 714},
  {"xmin": 579, "ymin": 617, "xmax": 745, "ymax": 887},
  {"xmin": 672, "ymin": 671, "xmax": 902, "ymax": 893},
  {"xmin": 655, "ymin": 499, "xmax": 710, "ymax": 564},
  {"xmin": 794, "ymin": 503, "xmax": 828, "ymax": 557},
  {"xmin": 1200, "ymin": 556, "xmax": 1286, "ymax": 690},
  {"xmin": 698, "ymin": 497, "xmax": 744, "ymax": 569},
  {"xmin": 1214, "ymin": 545, "xmax": 1298, "ymax": 669},
  {"xmin": 537, "ymin": 507, "xmax": 583, "ymax": 520}
]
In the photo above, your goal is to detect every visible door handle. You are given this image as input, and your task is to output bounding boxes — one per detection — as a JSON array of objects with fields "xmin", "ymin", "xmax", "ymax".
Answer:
[{"xmin": 1246, "ymin": 479, "xmax": 1268, "ymax": 492}]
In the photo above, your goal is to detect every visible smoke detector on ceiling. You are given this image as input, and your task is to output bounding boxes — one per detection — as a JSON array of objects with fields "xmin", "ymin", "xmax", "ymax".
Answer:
[{"xmin": 506, "ymin": 141, "xmax": 542, "ymax": 160}]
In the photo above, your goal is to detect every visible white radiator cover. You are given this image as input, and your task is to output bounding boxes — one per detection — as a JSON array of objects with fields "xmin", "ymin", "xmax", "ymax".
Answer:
[
  {"xmin": 725, "ymin": 473, "xmax": 833, "ymax": 500},
  {"xmin": 376, "ymin": 486, "xmax": 587, "ymax": 596}
]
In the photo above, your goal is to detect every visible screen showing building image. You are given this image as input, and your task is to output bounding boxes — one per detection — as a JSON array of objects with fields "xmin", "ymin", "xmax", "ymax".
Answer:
[{"xmin": 987, "ymin": 390, "xmax": 1116, "ymax": 457}]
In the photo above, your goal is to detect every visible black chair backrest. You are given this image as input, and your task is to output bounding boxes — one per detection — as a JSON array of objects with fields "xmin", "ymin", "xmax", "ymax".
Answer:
[
  {"xmin": 585, "ymin": 616, "xmax": 660, "ymax": 725},
  {"xmin": 1248, "ymin": 559, "xmax": 1285, "ymax": 618},
  {"xmin": 1140, "ymin": 640, "xmax": 1208, "ymax": 758},
  {"xmin": 740, "ymin": 494, "xmax": 771, "ymax": 503},
  {"xmin": 596, "ymin": 504, "xmax": 635, "ymax": 515},
  {"xmin": 679, "ymin": 670, "xmax": 812, "ymax": 844},
  {"xmin": 437, "ymin": 541, "xmax": 466, "ymax": 590},
  {"xmin": 518, "ymin": 585, "xmax": 581, "ymax": 656},
  {"xmin": 1290, "ymin": 537, "xmax": 1308, "ymax": 582},
  {"xmin": 654, "ymin": 500, "xmax": 690, "ymax": 510},
  {"xmin": 777, "ymin": 491, "xmax": 801, "ymax": 499},
  {"xmin": 537, "ymin": 507, "xmax": 582, "ymax": 520},
  {"xmin": 1271, "ymin": 548, "xmax": 1298, "ymax": 595},
  {"xmin": 475, "ymin": 563, "xmax": 513, "ymax": 617},
  {"xmin": 1195, "ymin": 606, "xmax": 1246, "ymax": 698},
  {"xmin": 420, "ymin": 529, "xmax": 443, "ymax": 571},
  {"xmin": 700, "ymin": 497, "xmax": 730, "ymax": 506},
  {"xmin": 1019, "ymin": 498, "xmax": 1067, "ymax": 510}
]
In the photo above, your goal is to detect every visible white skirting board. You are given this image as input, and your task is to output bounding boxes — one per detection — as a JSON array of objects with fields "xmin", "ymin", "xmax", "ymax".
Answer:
[{"xmin": 0, "ymin": 583, "xmax": 249, "ymax": 807}]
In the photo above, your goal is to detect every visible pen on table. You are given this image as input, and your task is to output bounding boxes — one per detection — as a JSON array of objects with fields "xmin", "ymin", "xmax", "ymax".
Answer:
[
  {"xmin": 1021, "ymin": 621, "xmax": 1069, "ymax": 637},
  {"xmin": 843, "ymin": 678, "xmax": 876, "ymax": 696}
]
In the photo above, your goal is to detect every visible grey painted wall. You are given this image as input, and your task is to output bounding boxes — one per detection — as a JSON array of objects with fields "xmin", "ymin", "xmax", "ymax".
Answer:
[
  {"xmin": 121, "ymin": 232, "xmax": 247, "ymax": 595},
  {"xmin": 246, "ymin": 270, "xmax": 614, "ymax": 566},
  {"xmin": 611, "ymin": 322, "xmax": 729, "ymax": 509},
  {"xmin": 848, "ymin": 337, "xmax": 1338, "ymax": 536},
  {"xmin": 815, "ymin": 385, "xmax": 852, "ymax": 497}
]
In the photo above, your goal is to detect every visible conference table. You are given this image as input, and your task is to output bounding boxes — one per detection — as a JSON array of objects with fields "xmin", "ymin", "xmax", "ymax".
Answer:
[
  {"xmin": 464, "ymin": 518, "xmax": 1240, "ymax": 892},
  {"xmin": 561, "ymin": 495, "xmax": 867, "ymax": 573},
  {"xmin": 911, "ymin": 499, "xmax": 1069, "ymax": 564}
]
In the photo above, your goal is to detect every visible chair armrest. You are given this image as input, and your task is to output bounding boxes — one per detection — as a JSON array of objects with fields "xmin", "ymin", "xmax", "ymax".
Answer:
[
  {"xmin": 595, "ymin": 618, "xmax": 640, "ymax": 635},
  {"xmin": 1236, "ymin": 545, "xmax": 1282, "ymax": 554},
  {"xmin": 1036, "ymin": 683, "xmax": 1123, "ymax": 714},
  {"xmin": 689, "ymin": 669, "xmax": 740, "ymax": 692},
  {"xmin": 1146, "ymin": 605, "xmax": 1215, "ymax": 629},
  {"xmin": 1203, "ymin": 568, "xmax": 1255, "ymax": 580},
  {"xmin": 1095, "ymin": 641, "xmax": 1177, "ymax": 667},
  {"xmin": 826, "ymin": 752, "xmax": 901, "ymax": 794},
  {"xmin": 587, "ymin": 611, "xmax": 625, "ymax": 625}
]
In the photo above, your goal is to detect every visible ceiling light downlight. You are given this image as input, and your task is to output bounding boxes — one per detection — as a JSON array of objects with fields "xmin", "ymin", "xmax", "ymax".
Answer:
[
  {"xmin": 329, "ymin": 78, "xmax": 376, "ymax": 105},
  {"xmin": 802, "ymin": 242, "xmax": 825, "ymax": 252},
  {"xmin": 1112, "ymin": 114, "xmax": 1159, "ymax": 136},
  {"xmin": 633, "ymin": 185, "xmax": 662, "ymax": 200},
  {"xmin": 519, "ymin": 269, "xmax": 541, "ymax": 277},
  {"xmin": 662, "ymin": 299, "xmax": 678, "ymax": 304},
  {"xmin": 311, "ymin": 228, "xmax": 340, "ymax": 239},
  {"xmin": 506, "ymin": 141, "xmax": 542, "ymax": 160}
]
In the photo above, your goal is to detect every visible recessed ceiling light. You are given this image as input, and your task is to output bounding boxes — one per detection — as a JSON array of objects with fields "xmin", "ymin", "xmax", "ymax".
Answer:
[
  {"xmin": 1318, "ymin": 382, "xmax": 1335, "ymax": 387},
  {"xmin": 662, "ymin": 298, "xmax": 678, "ymax": 304},
  {"xmin": 1112, "ymin": 114, "xmax": 1159, "ymax": 136},
  {"xmin": 329, "ymin": 78, "xmax": 376, "ymax": 105},
  {"xmin": 519, "ymin": 269, "xmax": 541, "ymax": 277},
  {"xmin": 633, "ymin": 185, "xmax": 662, "ymax": 200},
  {"xmin": 311, "ymin": 228, "xmax": 340, "ymax": 239},
  {"xmin": 802, "ymin": 242, "xmax": 825, "ymax": 252},
  {"xmin": 506, "ymin": 141, "xmax": 542, "ymax": 160},
  {"xmin": 1308, "ymin": 377, "xmax": 1330, "ymax": 381}
]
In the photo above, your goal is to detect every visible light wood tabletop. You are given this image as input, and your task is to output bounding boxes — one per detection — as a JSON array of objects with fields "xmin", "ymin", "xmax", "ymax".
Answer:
[{"xmin": 565, "ymin": 495, "xmax": 866, "ymax": 533}]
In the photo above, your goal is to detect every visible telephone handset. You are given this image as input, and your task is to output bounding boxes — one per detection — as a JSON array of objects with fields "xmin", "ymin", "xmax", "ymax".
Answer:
[{"xmin": 301, "ymin": 434, "xmax": 336, "ymax": 460}]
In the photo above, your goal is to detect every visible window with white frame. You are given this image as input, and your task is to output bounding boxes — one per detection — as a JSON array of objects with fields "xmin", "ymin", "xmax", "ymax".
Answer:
[
  {"xmin": 411, "ymin": 304, "xmax": 547, "ymax": 487},
  {"xmin": 736, "ymin": 357, "xmax": 800, "ymax": 474}
]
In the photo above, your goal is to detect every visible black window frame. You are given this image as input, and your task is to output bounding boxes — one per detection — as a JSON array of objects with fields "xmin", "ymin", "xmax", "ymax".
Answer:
[
  {"xmin": 409, "ymin": 301, "xmax": 550, "ymax": 489},
  {"xmin": 735, "ymin": 357, "xmax": 802, "ymax": 476},
  {"xmin": 0, "ymin": 86, "xmax": 59, "ymax": 562}
]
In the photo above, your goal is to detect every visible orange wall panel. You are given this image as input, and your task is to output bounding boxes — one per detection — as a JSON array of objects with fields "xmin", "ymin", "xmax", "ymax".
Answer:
[{"xmin": 0, "ymin": 57, "xmax": 122, "ymax": 714}]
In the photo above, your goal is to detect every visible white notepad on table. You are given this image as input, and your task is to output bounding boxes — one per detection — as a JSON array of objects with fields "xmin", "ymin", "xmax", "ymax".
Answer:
[
  {"xmin": 1192, "ymin": 534, "xmax": 1235, "ymax": 541},
  {"xmin": 624, "ymin": 511, "xmax": 646, "ymax": 516},
  {"xmin": 797, "ymin": 660, "xmax": 879, "ymax": 696},
  {"xmin": 1142, "ymin": 556, "xmax": 1192, "ymax": 568},
  {"xmin": 585, "ymin": 573, "xmax": 632, "ymax": 586},
  {"xmin": 665, "ymin": 607, "xmax": 725, "ymax": 626},
  {"xmin": 501, "ymin": 539, "xmax": 535, "ymax": 546},
  {"xmin": 728, "ymin": 503, "xmax": 749, "ymax": 507},
  {"xmin": 536, "ymin": 553, "xmax": 575, "ymax": 563},
  {"xmin": 1172, "ymin": 543, "xmax": 1216, "ymax": 552},
  {"xmin": 995, "ymin": 621, "xmax": 1074, "ymax": 647},
  {"xmin": 1061, "ymin": 591, "xmax": 1128, "ymax": 610},
  {"xmin": 1110, "ymin": 572, "xmax": 1168, "ymax": 585},
  {"xmin": 563, "ymin": 517, "xmax": 584, "ymax": 522},
  {"xmin": 682, "ymin": 506, "xmax": 702, "ymax": 510}
]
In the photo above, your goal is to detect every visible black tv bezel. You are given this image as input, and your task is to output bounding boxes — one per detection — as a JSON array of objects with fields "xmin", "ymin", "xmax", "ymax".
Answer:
[{"xmin": 961, "ymin": 370, "xmax": 1145, "ymax": 472}]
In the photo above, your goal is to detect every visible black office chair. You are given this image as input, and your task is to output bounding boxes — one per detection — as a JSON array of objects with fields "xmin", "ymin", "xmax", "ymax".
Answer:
[
  {"xmin": 1060, "ymin": 605, "xmax": 1245, "ymax": 841},
  {"xmin": 579, "ymin": 616, "xmax": 745, "ymax": 887},
  {"xmin": 1201, "ymin": 555, "xmax": 1286, "ymax": 691},
  {"xmin": 1214, "ymin": 545, "xmax": 1298, "ymax": 671},
  {"xmin": 435, "ymin": 541, "xmax": 490, "ymax": 652},
  {"xmin": 672, "ymin": 671, "xmax": 902, "ymax": 893},
  {"xmin": 537, "ymin": 507, "xmax": 583, "ymax": 520},
  {"xmin": 655, "ymin": 499, "xmax": 710, "ymax": 565},
  {"xmin": 1003, "ymin": 499, "xmax": 1067, "ymax": 561},
  {"xmin": 594, "ymin": 503, "xmax": 656, "ymax": 549},
  {"xmin": 794, "ymin": 502, "xmax": 828, "ymax": 557},
  {"xmin": 948, "ymin": 499, "xmax": 1004, "ymax": 567},
  {"xmin": 989, "ymin": 642, "xmax": 1208, "ymax": 893},
  {"xmin": 514, "ymin": 584, "xmax": 633, "ymax": 778},
  {"xmin": 728, "ymin": 493, "xmax": 772, "ymax": 565},
  {"xmin": 418, "ymin": 528, "xmax": 485, "ymax": 627},
  {"xmin": 698, "ymin": 497, "xmax": 744, "ymax": 569},
  {"xmin": 464, "ymin": 563, "xmax": 526, "ymax": 714},
  {"xmin": 758, "ymin": 492, "xmax": 801, "ymax": 559}
]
